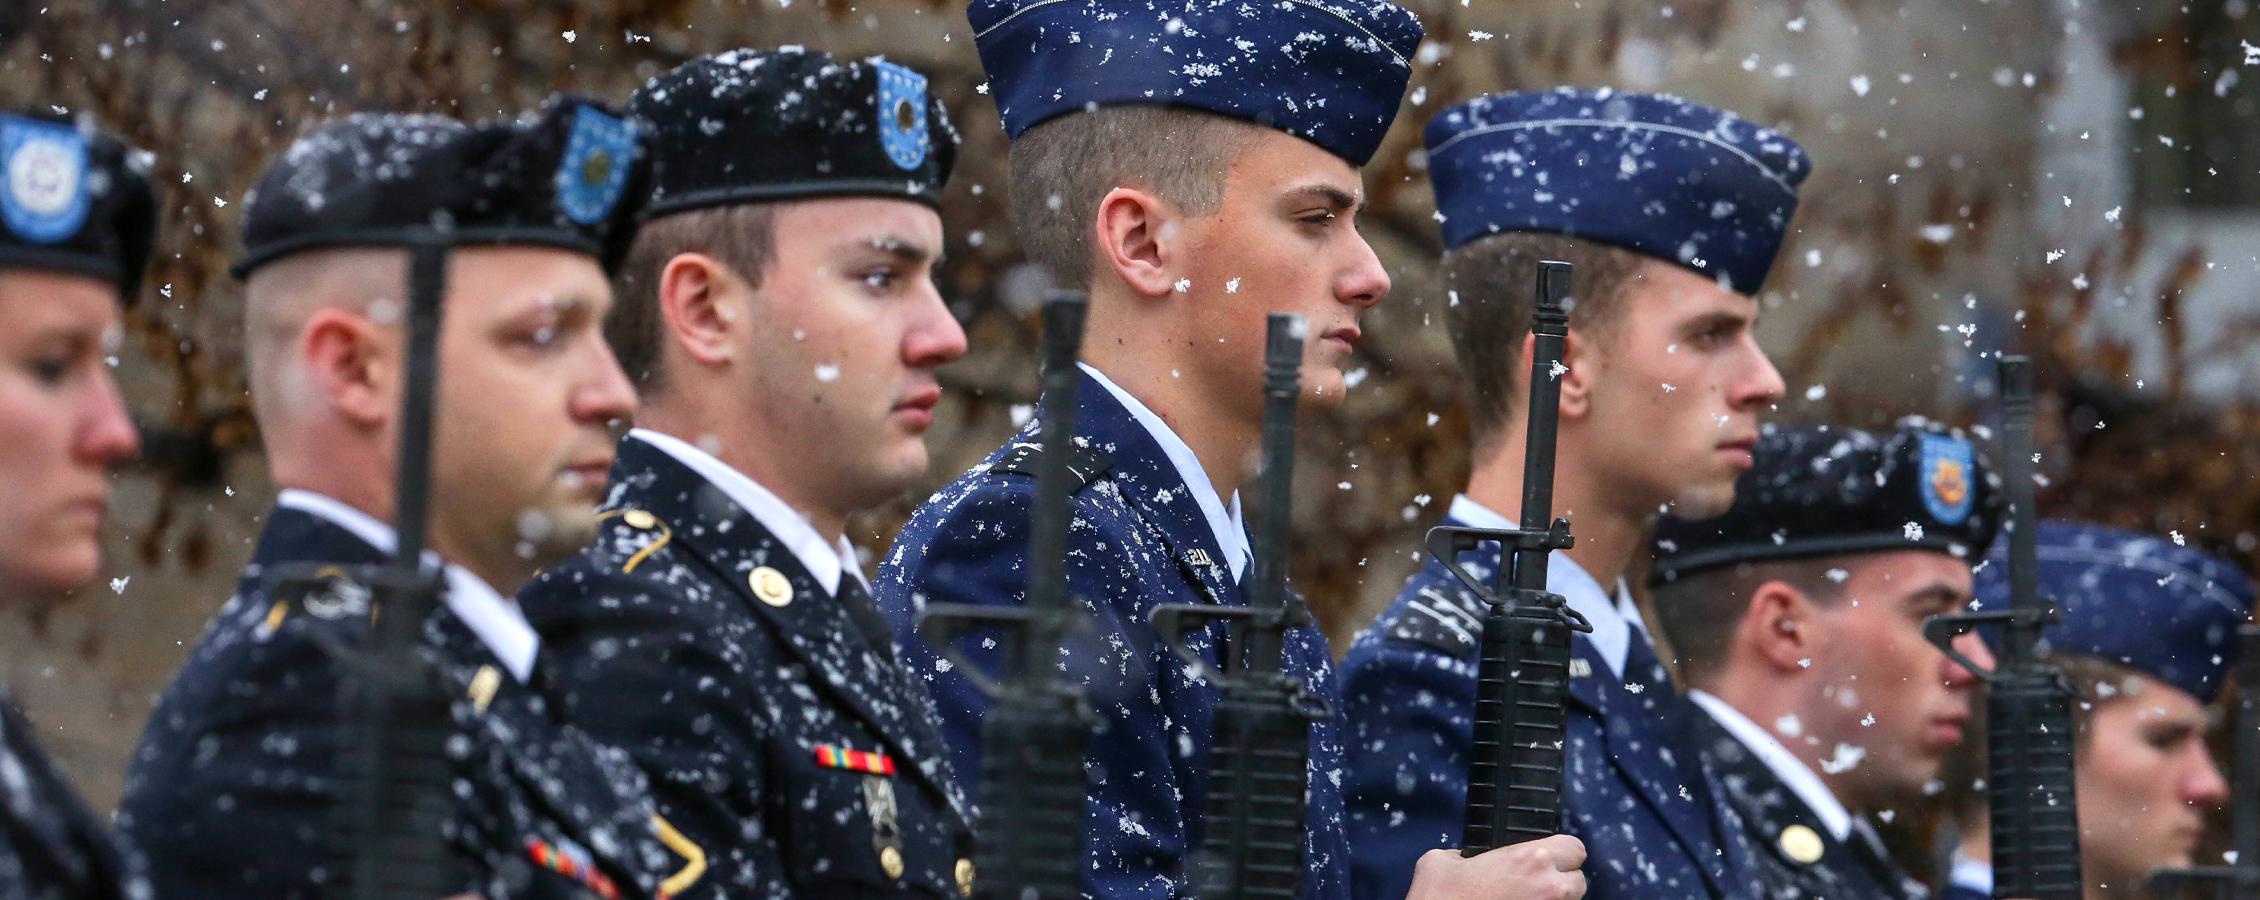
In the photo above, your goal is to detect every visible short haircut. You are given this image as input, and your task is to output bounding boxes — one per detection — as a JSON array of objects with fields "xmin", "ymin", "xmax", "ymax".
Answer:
[
  {"xmin": 1651, "ymin": 555, "xmax": 1853, "ymax": 688},
  {"xmin": 1443, "ymin": 232, "xmax": 1645, "ymax": 451},
  {"xmin": 608, "ymin": 203, "xmax": 780, "ymax": 392},
  {"xmin": 1006, "ymin": 105, "xmax": 1260, "ymax": 288}
]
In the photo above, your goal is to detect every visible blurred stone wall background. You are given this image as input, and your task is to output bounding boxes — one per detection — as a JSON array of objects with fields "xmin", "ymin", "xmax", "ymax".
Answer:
[{"xmin": 2, "ymin": 2, "xmax": 2254, "ymax": 849}]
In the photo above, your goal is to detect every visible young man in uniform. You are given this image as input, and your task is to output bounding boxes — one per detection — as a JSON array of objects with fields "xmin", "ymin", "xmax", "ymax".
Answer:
[
  {"xmin": 120, "ymin": 98, "xmax": 688, "ymax": 898},
  {"xmin": 0, "ymin": 108, "xmax": 153, "ymax": 900},
  {"xmin": 517, "ymin": 49, "xmax": 976, "ymax": 899},
  {"xmin": 879, "ymin": 3, "xmax": 1585, "ymax": 899},
  {"xmin": 1944, "ymin": 520, "xmax": 2249, "ymax": 900},
  {"xmin": 1338, "ymin": 88, "xmax": 1806, "ymax": 898},
  {"xmin": 1646, "ymin": 422, "xmax": 2002, "ymax": 899}
]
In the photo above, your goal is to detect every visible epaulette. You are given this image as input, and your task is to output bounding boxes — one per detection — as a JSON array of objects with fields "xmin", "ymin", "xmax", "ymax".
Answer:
[
  {"xmin": 985, "ymin": 440, "xmax": 1112, "ymax": 491},
  {"xmin": 1381, "ymin": 581, "xmax": 1484, "ymax": 658},
  {"xmin": 596, "ymin": 507, "xmax": 673, "ymax": 575}
]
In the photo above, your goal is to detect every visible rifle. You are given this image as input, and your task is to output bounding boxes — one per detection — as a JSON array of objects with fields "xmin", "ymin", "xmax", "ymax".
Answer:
[
  {"xmin": 918, "ymin": 292, "xmax": 1095, "ymax": 899},
  {"xmin": 1150, "ymin": 313, "xmax": 1326, "ymax": 899},
  {"xmin": 1924, "ymin": 355, "xmax": 2084, "ymax": 899},
  {"xmin": 1422, "ymin": 260, "xmax": 1589, "ymax": 853},
  {"xmin": 2148, "ymin": 624, "xmax": 2260, "ymax": 899}
]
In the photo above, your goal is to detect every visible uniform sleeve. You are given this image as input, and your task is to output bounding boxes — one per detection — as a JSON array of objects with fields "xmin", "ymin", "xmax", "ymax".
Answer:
[
  {"xmin": 519, "ymin": 562, "xmax": 775, "ymax": 899},
  {"xmin": 1336, "ymin": 609, "xmax": 1479, "ymax": 900},
  {"xmin": 877, "ymin": 479, "xmax": 1189, "ymax": 900}
]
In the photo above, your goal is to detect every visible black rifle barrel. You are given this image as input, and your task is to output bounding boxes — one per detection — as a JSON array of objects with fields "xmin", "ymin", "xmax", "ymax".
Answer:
[
  {"xmin": 918, "ymin": 292, "xmax": 1093, "ymax": 899},
  {"xmin": 346, "ymin": 232, "xmax": 458, "ymax": 900},
  {"xmin": 1985, "ymin": 356, "xmax": 2084, "ymax": 899},
  {"xmin": 1456, "ymin": 260, "xmax": 1584, "ymax": 854},
  {"xmin": 1923, "ymin": 357, "xmax": 2084, "ymax": 899},
  {"xmin": 1146, "ymin": 314, "xmax": 1320, "ymax": 899}
]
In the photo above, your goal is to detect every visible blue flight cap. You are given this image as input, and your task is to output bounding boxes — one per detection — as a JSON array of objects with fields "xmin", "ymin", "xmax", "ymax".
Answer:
[
  {"xmin": 967, "ymin": 0, "xmax": 1425, "ymax": 166},
  {"xmin": 1974, "ymin": 520, "xmax": 2257, "ymax": 703},
  {"xmin": 1425, "ymin": 87, "xmax": 1810, "ymax": 293}
]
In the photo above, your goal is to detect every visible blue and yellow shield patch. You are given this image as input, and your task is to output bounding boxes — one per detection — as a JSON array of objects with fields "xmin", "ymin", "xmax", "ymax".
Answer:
[
  {"xmin": 1919, "ymin": 433, "xmax": 1975, "ymax": 526},
  {"xmin": 555, "ymin": 105, "xmax": 636, "ymax": 226},
  {"xmin": 1, "ymin": 115, "xmax": 91, "ymax": 245},
  {"xmin": 874, "ymin": 60, "xmax": 929, "ymax": 171}
]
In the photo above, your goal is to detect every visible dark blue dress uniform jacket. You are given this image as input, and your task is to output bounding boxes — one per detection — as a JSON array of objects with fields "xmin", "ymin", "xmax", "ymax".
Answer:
[
  {"xmin": 875, "ymin": 371, "xmax": 1351, "ymax": 900},
  {"xmin": 1336, "ymin": 516, "xmax": 1757, "ymax": 899},
  {"xmin": 1689, "ymin": 711, "xmax": 1927, "ymax": 899},
  {"xmin": 0, "ymin": 693, "xmax": 147, "ymax": 900},
  {"xmin": 118, "ymin": 505, "xmax": 677, "ymax": 899},
  {"xmin": 518, "ymin": 436, "xmax": 974, "ymax": 900}
]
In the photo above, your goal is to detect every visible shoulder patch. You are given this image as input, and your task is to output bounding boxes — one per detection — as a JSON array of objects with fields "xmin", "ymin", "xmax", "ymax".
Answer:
[
  {"xmin": 1382, "ymin": 581, "xmax": 1485, "ymax": 658},
  {"xmin": 986, "ymin": 440, "xmax": 1111, "ymax": 490}
]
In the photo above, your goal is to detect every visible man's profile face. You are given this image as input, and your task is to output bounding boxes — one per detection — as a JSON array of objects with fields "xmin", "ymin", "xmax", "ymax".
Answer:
[
  {"xmin": 1800, "ymin": 552, "xmax": 1984, "ymax": 807},
  {"xmin": 1172, "ymin": 130, "xmax": 1389, "ymax": 418},
  {"xmin": 1576, "ymin": 263, "xmax": 1782, "ymax": 519},
  {"xmin": 425, "ymin": 247, "xmax": 635, "ymax": 579},
  {"xmin": 2076, "ymin": 674, "xmax": 2227, "ymax": 886},
  {"xmin": 725, "ymin": 198, "xmax": 963, "ymax": 513}
]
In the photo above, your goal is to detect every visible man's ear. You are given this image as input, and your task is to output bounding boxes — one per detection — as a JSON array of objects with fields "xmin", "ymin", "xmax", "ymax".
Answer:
[
  {"xmin": 1093, "ymin": 186, "xmax": 1183, "ymax": 299},
  {"xmin": 301, "ymin": 308, "xmax": 392, "ymax": 429},
  {"xmin": 657, "ymin": 252, "xmax": 741, "ymax": 368},
  {"xmin": 1552, "ymin": 328, "xmax": 1598, "ymax": 421},
  {"xmin": 1742, "ymin": 580, "xmax": 1820, "ymax": 674}
]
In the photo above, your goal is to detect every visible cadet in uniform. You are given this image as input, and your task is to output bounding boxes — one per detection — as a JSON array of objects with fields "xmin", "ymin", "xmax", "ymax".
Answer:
[
  {"xmin": 1943, "ymin": 521, "xmax": 2251, "ymax": 900},
  {"xmin": 516, "ymin": 49, "xmax": 975, "ymax": 899},
  {"xmin": 1339, "ymin": 89, "xmax": 1808, "ymax": 899},
  {"xmin": 878, "ymin": 3, "xmax": 1585, "ymax": 898},
  {"xmin": 118, "ymin": 98, "xmax": 691, "ymax": 898},
  {"xmin": 0, "ymin": 109, "xmax": 154, "ymax": 900},
  {"xmin": 1646, "ymin": 422, "xmax": 2004, "ymax": 899}
]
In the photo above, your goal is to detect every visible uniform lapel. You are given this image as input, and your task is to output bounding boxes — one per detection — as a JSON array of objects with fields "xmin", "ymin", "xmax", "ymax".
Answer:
[
  {"xmin": 608, "ymin": 439, "xmax": 964, "ymax": 821},
  {"xmin": 0, "ymin": 698, "xmax": 110, "ymax": 894},
  {"xmin": 1068, "ymin": 372, "xmax": 1243, "ymax": 608},
  {"xmin": 1564, "ymin": 619, "xmax": 1732, "ymax": 895}
]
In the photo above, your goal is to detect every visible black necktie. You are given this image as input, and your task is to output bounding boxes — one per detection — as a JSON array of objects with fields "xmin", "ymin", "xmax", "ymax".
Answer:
[{"xmin": 836, "ymin": 575, "xmax": 896, "ymax": 665}]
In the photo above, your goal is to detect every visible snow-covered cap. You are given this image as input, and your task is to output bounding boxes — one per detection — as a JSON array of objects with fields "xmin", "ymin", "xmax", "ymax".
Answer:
[
  {"xmin": 968, "ymin": 0, "xmax": 1424, "ymax": 167},
  {"xmin": 232, "ymin": 95, "xmax": 653, "ymax": 279},
  {"xmin": 0, "ymin": 110, "xmax": 156, "ymax": 298},
  {"xmin": 1651, "ymin": 420, "xmax": 2003, "ymax": 585},
  {"xmin": 631, "ymin": 48, "xmax": 959, "ymax": 216},
  {"xmin": 1426, "ymin": 87, "xmax": 1810, "ymax": 294},
  {"xmin": 1974, "ymin": 520, "xmax": 2256, "ymax": 704}
]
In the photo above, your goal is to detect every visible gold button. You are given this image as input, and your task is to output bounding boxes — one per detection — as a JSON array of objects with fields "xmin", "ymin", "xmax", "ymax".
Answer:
[
  {"xmin": 623, "ymin": 509, "xmax": 657, "ymax": 530},
  {"xmin": 750, "ymin": 566, "xmax": 794, "ymax": 607},
  {"xmin": 880, "ymin": 845, "xmax": 904, "ymax": 880},
  {"xmin": 955, "ymin": 857, "xmax": 975, "ymax": 895},
  {"xmin": 1778, "ymin": 824, "xmax": 1824, "ymax": 864}
]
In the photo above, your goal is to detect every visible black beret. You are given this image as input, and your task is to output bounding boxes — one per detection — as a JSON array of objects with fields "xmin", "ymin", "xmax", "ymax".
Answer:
[
  {"xmin": 0, "ymin": 110, "xmax": 157, "ymax": 298},
  {"xmin": 233, "ymin": 94, "xmax": 654, "ymax": 279},
  {"xmin": 631, "ymin": 48, "xmax": 958, "ymax": 217},
  {"xmin": 1651, "ymin": 420, "xmax": 2004, "ymax": 585}
]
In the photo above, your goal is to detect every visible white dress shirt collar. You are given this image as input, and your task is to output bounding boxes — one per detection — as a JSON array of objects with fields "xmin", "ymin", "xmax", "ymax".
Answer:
[
  {"xmin": 274, "ymin": 489, "xmax": 539, "ymax": 683},
  {"xmin": 1949, "ymin": 850, "xmax": 1993, "ymax": 896},
  {"xmin": 1688, "ymin": 689, "xmax": 1856, "ymax": 842},
  {"xmin": 1447, "ymin": 493, "xmax": 1643, "ymax": 677},
  {"xmin": 627, "ymin": 428, "xmax": 866, "ymax": 596},
  {"xmin": 1080, "ymin": 363, "xmax": 1251, "ymax": 581}
]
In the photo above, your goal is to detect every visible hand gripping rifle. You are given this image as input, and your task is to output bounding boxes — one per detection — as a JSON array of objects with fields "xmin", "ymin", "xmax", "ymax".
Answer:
[
  {"xmin": 919, "ymin": 292, "xmax": 1095, "ymax": 899},
  {"xmin": 2148, "ymin": 624, "xmax": 2260, "ymax": 899},
  {"xmin": 1426, "ymin": 261, "xmax": 1590, "ymax": 853},
  {"xmin": 1924, "ymin": 356, "xmax": 2084, "ymax": 899},
  {"xmin": 1148, "ymin": 313, "xmax": 1329, "ymax": 899}
]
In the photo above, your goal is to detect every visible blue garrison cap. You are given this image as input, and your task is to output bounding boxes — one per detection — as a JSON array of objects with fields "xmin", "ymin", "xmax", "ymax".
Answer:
[
  {"xmin": 1651, "ymin": 420, "xmax": 2003, "ymax": 586},
  {"xmin": 1974, "ymin": 520, "xmax": 2257, "ymax": 703},
  {"xmin": 1425, "ymin": 88, "xmax": 1811, "ymax": 293},
  {"xmin": 968, "ymin": 0, "xmax": 1424, "ymax": 166}
]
